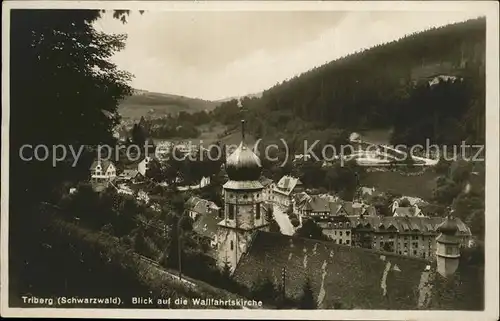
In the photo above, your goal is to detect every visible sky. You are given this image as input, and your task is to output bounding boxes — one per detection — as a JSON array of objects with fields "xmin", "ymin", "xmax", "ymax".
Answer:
[{"xmin": 94, "ymin": 10, "xmax": 483, "ymax": 101}]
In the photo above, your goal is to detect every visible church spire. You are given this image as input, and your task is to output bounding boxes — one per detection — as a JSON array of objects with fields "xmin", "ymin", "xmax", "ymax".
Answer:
[{"xmin": 241, "ymin": 119, "xmax": 246, "ymax": 143}]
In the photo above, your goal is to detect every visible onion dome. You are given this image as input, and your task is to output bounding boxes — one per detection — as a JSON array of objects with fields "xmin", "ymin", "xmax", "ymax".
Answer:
[
  {"xmin": 226, "ymin": 141, "xmax": 262, "ymax": 181},
  {"xmin": 225, "ymin": 119, "xmax": 262, "ymax": 181},
  {"xmin": 437, "ymin": 215, "xmax": 458, "ymax": 235}
]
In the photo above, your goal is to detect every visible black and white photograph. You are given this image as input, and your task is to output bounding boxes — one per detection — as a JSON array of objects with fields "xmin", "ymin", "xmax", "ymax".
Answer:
[{"xmin": 1, "ymin": 1, "xmax": 499, "ymax": 319}]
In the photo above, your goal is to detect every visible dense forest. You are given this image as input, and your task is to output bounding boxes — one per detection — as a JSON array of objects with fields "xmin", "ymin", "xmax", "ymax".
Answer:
[{"xmin": 211, "ymin": 17, "xmax": 486, "ymax": 148}]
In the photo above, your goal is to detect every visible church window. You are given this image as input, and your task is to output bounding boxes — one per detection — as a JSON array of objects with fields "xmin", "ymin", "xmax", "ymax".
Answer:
[
  {"xmin": 230, "ymin": 241, "xmax": 234, "ymax": 251},
  {"xmin": 228, "ymin": 205, "xmax": 235, "ymax": 220},
  {"xmin": 256, "ymin": 204, "xmax": 261, "ymax": 219}
]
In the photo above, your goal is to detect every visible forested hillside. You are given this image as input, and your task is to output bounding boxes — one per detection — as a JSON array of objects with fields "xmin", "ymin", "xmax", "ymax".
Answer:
[{"xmin": 212, "ymin": 17, "xmax": 486, "ymax": 147}]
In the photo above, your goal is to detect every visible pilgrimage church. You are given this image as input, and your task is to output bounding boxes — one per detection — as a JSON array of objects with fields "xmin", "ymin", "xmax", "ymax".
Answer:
[{"xmin": 215, "ymin": 117, "xmax": 483, "ymax": 310}]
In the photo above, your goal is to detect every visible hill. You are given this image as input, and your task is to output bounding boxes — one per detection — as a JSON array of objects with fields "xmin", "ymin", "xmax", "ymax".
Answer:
[
  {"xmin": 212, "ymin": 17, "xmax": 486, "ymax": 147},
  {"xmin": 118, "ymin": 89, "xmax": 218, "ymax": 121}
]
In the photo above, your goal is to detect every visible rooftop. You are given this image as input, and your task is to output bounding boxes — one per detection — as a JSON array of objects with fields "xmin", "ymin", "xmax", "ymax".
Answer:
[
  {"xmin": 274, "ymin": 176, "xmax": 303, "ymax": 196},
  {"xmin": 193, "ymin": 212, "xmax": 222, "ymax": 240},
  {"xmin": 233, "ymin": 231, "xmax": 483, "ymax": 310}
]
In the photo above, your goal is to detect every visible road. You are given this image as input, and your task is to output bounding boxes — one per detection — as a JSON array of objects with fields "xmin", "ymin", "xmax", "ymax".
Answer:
[{"xmin": 272, "ymin": 204, "xmax": 295, "ymax": 236}]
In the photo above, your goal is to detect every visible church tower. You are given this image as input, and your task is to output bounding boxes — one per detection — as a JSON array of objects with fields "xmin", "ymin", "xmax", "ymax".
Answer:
[
  {"xmin": 435, "ymin": 215, "xmax": 461, "ymax": 277},
  {"xmin": 216, "ymin": 118, "xmax": 269, "ymax": 273}
]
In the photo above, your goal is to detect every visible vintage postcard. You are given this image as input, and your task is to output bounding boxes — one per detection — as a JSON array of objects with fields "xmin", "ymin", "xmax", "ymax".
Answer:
[{"xmin": 1, "ymin": 1, "xmax": 499, "ymax": 319}]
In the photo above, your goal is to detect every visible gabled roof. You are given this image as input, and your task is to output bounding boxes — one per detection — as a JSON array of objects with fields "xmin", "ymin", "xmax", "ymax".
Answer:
[
  {"xmin": 346, "ymin": 216, "xmax": 471, "ymax": 235},
  {"xmin": 274, "ymin": 176, "xmax": 302, "ymax": 196},
  {"xmin": 90, "ymin": 160, "xmax": 114, "ymax": 172},
  {"xmin": 293, "ymin": 192, "xmax": 311, "ymax": 208},
  {"xmin": 120, "ymin": 169, "xmax": 140, "ymax": 179},
  {"xmin": 192, "ymin": 212, "xmax": 222, "ymax": 240},
  {"xmin": 186, "ymin": 196, "xmax": 220, "ymax": 216},
  {"xmin": 394, "ymin": 207, "xmax": 416, "ymax": 217}
]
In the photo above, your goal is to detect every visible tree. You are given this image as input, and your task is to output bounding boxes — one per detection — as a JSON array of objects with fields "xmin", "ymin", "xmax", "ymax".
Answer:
[
  {"xmin": 298, "ymin": 278, "xmax": 317, "ymax": 309},
  {"xmin": 399, "ymin": 198, "xmax": 411, "ymax": 207},
  {"xmin": 294, "ymin": 219, "xmax": 327, "ymax": 241},
  {"xmin": 131, "ymin": 123, "xmax": 147, "ymax": 149},
  {"xmin": 371, "ymin": 194, "xmax": 392, "ymax": 216},
  {"xmin": 10, "ymin": 10, "xmax": 135, "ymax": 213},
  {"xmin": 250, "ymin": 275, "xmax": 278, "ymax": 303}
]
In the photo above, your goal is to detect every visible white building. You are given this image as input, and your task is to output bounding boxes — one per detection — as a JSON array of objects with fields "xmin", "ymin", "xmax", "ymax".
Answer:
[{"xmin": 90, "ymin": 160, "xmax": 117, "ymax": 182}]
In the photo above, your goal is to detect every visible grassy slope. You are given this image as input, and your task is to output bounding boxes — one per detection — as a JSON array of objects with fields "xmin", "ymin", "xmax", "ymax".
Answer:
[{"xmin": 118, "ymin": 90, "xmax": 219, "ymax": 121}]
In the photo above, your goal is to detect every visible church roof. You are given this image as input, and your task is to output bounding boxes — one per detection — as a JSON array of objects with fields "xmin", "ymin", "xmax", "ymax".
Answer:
[
  {"xmin": 233, "ymin": 231, "xmax": 483, "ymax": 310},
  {"xmin": 226, "ymin": 142, "xmax": 262, "ymax": 182}
]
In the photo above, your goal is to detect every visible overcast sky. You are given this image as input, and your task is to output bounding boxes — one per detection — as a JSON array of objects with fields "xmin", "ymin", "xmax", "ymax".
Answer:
[{"xmin": 94, "ymin": 11, "xmax": 482, "ymax": 101}]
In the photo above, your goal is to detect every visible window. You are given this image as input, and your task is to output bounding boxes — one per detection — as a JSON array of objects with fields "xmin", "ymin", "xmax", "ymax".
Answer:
[
  {"xmin": 228, "ymin": 205, "xmax": 235, "ymax": 220},
  {"xmin": 346, "ymin": 240, "xmax": 350, "ymax": 245},
  {"xmin": 346, "ymin": 231, "xmax": 350, "ymax": 236},
  {"xmin": 346, "ymin": 223, "xmax": 350, "ymax": 228},
  {"xmin": 404, "ymin": 243, "xmax": 408, "ymax": 248},
  {"xmin": 339, "ymin": 223, "xmax": 343, "ymax": 228},
  {"xmin": 340, "ymin": 231, "xmax": 343, "ymax": 236},
  {"xmin": 230, "ymin": 241, "xmax": 234, "ymax": 251},
  {"xmin": 413, "ymin": 250, "xmax": 417, "ymax": 255},
  {"xmin": 380, "ymin": 242, "xmax": 383, "ymax": 248},
  {"xmin": 339, "ymin": 239, "xmax": 342, "ymax": 244},
  {"xmin": 256, "ymin": 204, "xmax": 261, "ymax": 220},
  {"xmin": 334, "ymin": 231, "xmax": 337, "ymax": 235}
]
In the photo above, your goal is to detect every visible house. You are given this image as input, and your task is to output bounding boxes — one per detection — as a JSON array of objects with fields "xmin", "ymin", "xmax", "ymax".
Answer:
[
  {"xmin": 118, "ymin": 169, "xmax": 142, "ymax": 183},
  {"xmin": 393, "ymin": 206, "xmax": 426, "ymax": 218},
  {"xmin": 258, "ymin": 176, "xmax": 274, "ymax": 202},
  {"xmin": 193, "ymin": 211, "xmax": 223, "ymax": 251},
  {"xmin": 316, "ymin": 214, "xmax": 353, "ymax": 245},
  {"xmin": 391, "ymin": 197, "xmax": 428, "ymax": 217},
  {"xmin": 200, "ymin": 176, "xmax": 211, "ymax": 188},
  {"xmin": 336, "ymin": 201, "xmax": 377, "ymax": 217},
  {"xmin": 272, "ymin": 175, "xmax": 304, "ymax": 207},
  {"xmin": 295, "ymin": 196, "xmax": 339, "ymax": 218},
  {"xmin": 137, "ymin": 156, "xmax": 159, "ymax": 177},
  {"xmin": 348, "ymin": 215, "xmax": 472, "ymax": 259},
  {"xmin": 90, "ymin": 160, "xmax": 117, "ymax": 182},
  {"xmin": 357, "ymin": 186, "xmax": 383, "ymax": 202},
  {"xmin": 185, "ymin": 196, "xmax": 222, "ymax": 221},
  {"xmin": 292, "ymin": 192, "xmax": 311, "ymax": 214}
]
